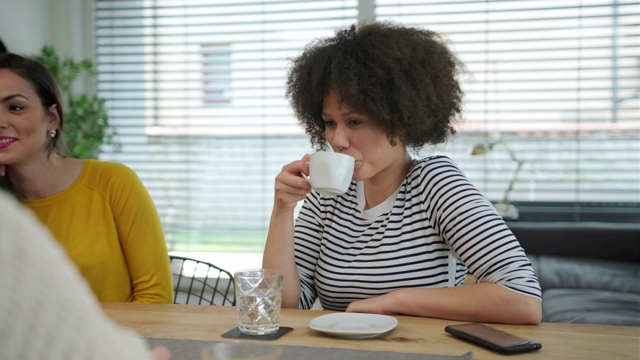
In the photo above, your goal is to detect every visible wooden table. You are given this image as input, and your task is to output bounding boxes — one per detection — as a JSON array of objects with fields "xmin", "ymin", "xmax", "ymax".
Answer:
[{"xmin": 103, "ymin": 303, "xmax": 640, "ymax": 360}]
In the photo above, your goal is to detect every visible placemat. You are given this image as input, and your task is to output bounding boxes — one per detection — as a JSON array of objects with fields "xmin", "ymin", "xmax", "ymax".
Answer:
[
  {"xmin": 145, "ymin": 337, "xmax": 473, "ymax": 360},
  {"xmin": 222, "ymin": 326, "xmax": 294, "ymax": 340}
]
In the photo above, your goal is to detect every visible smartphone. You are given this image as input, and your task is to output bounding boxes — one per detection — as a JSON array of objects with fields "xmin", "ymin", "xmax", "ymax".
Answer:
[{"xmin": 445, "ymin": 323, "xmax": 542, "ymax": 354}]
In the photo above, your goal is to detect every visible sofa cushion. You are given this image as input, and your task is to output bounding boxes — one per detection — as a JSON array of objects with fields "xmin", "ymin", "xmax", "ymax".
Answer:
[
  {"xmin": 542, "ymin": 288, "xmax": 640, "ymax": 326},
  {"xmin": 529, "ymin": 255, "xmax": 640, "ymax": 294},
  {"xmin": 509, "ymin": 221, "xmax": 640, "ymax": 263}
]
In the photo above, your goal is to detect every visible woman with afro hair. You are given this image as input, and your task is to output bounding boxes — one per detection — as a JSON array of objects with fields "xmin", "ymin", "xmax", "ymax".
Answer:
[{"xmin": 263, "ymin": 21, "xmax": 542, "ymax": 324}]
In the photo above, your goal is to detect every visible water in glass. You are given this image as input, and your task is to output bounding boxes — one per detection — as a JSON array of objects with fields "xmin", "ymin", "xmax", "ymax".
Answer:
[{"xmin": 234, "ymin": 269, "xmax": 283, "ymax": 335}]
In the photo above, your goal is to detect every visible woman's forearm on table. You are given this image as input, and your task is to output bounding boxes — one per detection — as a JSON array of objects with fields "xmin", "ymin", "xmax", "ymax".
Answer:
[
  {"xmin": 348, "ymin": 283, "xmax": 542, "ymax": 325},
  {"xmin": 262, "ymin": 208, "xmax": 301, "ymax": 308}
]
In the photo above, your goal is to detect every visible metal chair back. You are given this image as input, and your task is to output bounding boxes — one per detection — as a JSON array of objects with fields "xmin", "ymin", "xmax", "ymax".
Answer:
[{"xmin": 169, "ymin": 255, "xmax": 236, "ymax": 306}]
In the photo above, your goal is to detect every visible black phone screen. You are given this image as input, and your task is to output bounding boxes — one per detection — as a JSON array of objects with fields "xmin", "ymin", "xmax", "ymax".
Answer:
[{"xmin": 445, "ymin": 323, "xmax": 542, "ymax": 353}]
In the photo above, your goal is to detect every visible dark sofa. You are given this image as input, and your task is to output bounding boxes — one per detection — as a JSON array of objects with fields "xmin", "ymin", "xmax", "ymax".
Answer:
[{"xmin": 507, "ymin": 221, "xmax": 640, "ymax": 326}]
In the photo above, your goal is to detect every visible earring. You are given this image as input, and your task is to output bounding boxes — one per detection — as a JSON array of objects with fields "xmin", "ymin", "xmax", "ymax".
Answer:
[{"xmin": 49, "ymin": 130, "xmax": 57, "ymax": 138}]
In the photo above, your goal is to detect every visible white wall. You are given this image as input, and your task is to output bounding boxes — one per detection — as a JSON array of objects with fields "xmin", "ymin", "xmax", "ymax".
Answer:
[
  {"xmin": 0, "ymin": 0, "xmax": 94, "ymax": 62},
  {"xmin": 0, "ymin": 0, "xmax": 49, "ymax": 54},
  {"xmin": 0, "ymin": 0, "xmax": 96, "ymax": 91}
]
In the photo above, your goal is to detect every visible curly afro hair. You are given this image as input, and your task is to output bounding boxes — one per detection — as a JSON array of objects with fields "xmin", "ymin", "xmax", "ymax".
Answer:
[{"xmin": 286, "ymin": 21, "xmax": 467, "ymax": 151}]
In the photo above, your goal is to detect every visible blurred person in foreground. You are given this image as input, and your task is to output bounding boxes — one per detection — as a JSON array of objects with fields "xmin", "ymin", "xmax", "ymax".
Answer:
[
  {"xmin": 263, "ymin": 21, "xmax": 542, "ymax": 324},
  {"xmin": 0, "ymin": 52, "xmax": 173, "ymax": 303},
  {"xmin": 0, "ymin": 191, "xmax": 170, "ymax": 360}
]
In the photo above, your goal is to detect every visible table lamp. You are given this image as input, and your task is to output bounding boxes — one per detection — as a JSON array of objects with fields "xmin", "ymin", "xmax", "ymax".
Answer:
[{"xmin": 470, "ymin": 137, "xmax": 524, "ymax": 220}]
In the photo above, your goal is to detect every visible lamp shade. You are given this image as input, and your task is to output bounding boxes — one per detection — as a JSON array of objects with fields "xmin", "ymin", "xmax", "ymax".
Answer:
[{"xmin": 470, "ymin": 143, "xmax": 493, "ymax": 156}]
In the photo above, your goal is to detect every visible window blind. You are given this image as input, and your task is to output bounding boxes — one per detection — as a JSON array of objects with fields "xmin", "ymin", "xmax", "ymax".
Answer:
[
  {"xmin": 94, "ymin": 0, "xmax": 639, "ymax": 255},
  {"xmin": 94, "ymin": 0, "xmax": 358, "ymax": 252},
  {"xmin": 377, "ymin": 0, "xmax": 640, "ymax": 214}
]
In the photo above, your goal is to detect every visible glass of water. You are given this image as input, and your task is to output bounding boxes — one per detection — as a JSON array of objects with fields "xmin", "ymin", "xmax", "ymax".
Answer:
[{"xmin": 234, "ymin": 269, "xmax": 283, "ymax": 335}]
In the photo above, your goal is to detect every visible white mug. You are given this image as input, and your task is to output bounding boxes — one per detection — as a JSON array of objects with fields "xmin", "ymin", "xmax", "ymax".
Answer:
[{"xmin": 306, "ymin": 152, "xmax": 355, "ymax": 196}]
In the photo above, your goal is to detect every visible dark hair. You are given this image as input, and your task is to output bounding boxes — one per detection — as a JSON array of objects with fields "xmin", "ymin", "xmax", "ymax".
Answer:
[
  {"xmin": 0, "ymin": 52, "xmax": 64, "ymax": 154},
  {"xmin": 286, "ymin": 21, "xmax": 467, "ymax": 151}
]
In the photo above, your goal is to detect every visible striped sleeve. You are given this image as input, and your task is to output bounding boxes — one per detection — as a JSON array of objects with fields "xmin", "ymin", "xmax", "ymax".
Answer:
[{"xmin": 420, "ymin": 157, "xmax": 542, "ymax": 299}]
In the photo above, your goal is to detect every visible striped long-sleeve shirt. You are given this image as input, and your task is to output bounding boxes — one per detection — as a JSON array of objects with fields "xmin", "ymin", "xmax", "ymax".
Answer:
[{"xmin": 293, "ymin": 155, "xmax": 541, "ymax": 311}]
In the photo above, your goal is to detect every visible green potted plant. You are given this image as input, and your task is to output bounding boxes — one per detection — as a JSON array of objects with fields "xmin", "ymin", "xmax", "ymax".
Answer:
[{"xmin": 31, "ymin": 45, "xmax": 118, "ymax": 159}]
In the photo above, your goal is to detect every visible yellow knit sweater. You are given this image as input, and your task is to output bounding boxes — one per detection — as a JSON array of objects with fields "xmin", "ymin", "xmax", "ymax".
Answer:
[{"xmin": 22, "ymin": 160, "xmax": 173, "ymax": 303}]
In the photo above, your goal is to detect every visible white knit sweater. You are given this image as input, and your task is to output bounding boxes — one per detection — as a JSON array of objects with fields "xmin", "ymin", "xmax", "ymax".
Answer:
[{"xmin": 0, "ymin": 192, "xmax": 152, "ymax": 360}]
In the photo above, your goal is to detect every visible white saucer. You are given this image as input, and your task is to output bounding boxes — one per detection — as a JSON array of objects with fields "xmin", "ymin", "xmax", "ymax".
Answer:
[{"xmin": 309, "ymin": 313, "xmax": 398, "ymax": 339}]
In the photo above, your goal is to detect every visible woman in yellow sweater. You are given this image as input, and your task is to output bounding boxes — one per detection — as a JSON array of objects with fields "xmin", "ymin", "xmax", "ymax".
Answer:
[{"xmin": 0, "ymin": 52, "xmax": 173, "ymax": 303}]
